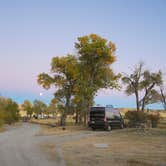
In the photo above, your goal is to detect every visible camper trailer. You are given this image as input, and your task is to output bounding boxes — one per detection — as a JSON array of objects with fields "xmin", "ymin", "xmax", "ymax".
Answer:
[{"xmin": 88, "ymin": 106, "xmax": 124, "ymax": 131}]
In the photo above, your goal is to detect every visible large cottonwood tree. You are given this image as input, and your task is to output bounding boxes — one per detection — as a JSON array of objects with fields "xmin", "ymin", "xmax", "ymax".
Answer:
[
  {"xmin": 38, "ymin": 55, "xmax": 78, "ymax": 125},
  {"xmin": 75, "ymin": 34, "xmax": 120, "ymax": 123},
  {"xmin": 38, "ymin": 34, "xmax": 119, "ymax": 125}
]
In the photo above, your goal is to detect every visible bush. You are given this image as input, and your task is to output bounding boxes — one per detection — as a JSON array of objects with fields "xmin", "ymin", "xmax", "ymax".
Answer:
[
  {"xmin": 0, "ymin": 97, "xmax": 20, "ymax": 125},
  {"xmin": 0, "ymin": 118, "xmax": 4, "ymax": 127},
  {"xmin": 0, "ymin": 112, "xmax": 4, "ymax": 127},
  {"xmin": 125, "ymin": 111, "xmax": 147, "ymax": 127},
  {"xmin": 147, "ymin": 113, "xmax": 160, "ymax": 128}
]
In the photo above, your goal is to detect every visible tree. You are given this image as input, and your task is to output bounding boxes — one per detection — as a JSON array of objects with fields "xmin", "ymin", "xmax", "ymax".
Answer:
[
  {"xmin": 21, "ymin": 100, "xmax": 33, "ymax": 118},
  {"xmin": 38, "ymin": 34, "xmax": 119, "ymax": 125},
  {"xmin": 33, "ymin": 100, "xmax": 47, "ymax": 118},
  {"xmin": 142, "ymin": 87, "xmax": 166, "ymax": 111},
  {"xmin": 122, "ymin": 62, "xmax": 163, "ymax": 111},
  {"xmin": 159, "ymin": 86, "xmax": 166, "ymax": 111},
  {"xmin": 148, "ymin": 83, "xmax": 166, "ymax": 111},
  {"xmin": 139, "ymin": 70, "xmax": 163, "ymax": 111},
  {"xmin": 38, "ymin": 55, "xmax": 79, "ymax": 125},
  {"xmin": 122, "ymin": 62, "xmax": 143, "ymax": 111},
  {"xmin": 75, "ymin": 34, "xmax": 120, "ymax": 123},
  {"xmin": 47, "ymin": 98, "xmax": 63, "ymax": 117},
  {"xmin": 0, "ymin": 97, "xmax": 20, "ymax": 124}
]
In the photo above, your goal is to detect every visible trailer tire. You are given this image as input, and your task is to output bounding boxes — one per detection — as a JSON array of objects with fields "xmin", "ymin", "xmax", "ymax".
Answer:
[
  {"xmin": 92, "ymin": 127, "xmax": 96, "ymax": 131},
  {"xmin": 107, "ymin": 125, "xmax": 112, "ymax": 131},
  {"xmin": 120, "ymin": 123, "xmax": 124, "ymax": 129}
]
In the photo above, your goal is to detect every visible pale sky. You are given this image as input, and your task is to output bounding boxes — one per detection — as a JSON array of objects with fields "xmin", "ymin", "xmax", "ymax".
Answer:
[{"xmin": 0, "ymin": 0, "xmax": 166, "ymax": 109}]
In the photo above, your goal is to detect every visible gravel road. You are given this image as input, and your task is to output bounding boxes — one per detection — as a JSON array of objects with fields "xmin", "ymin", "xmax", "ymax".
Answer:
[{"xmin": 0, "ymin": 123, "xmax": 104, "ymax": 166}]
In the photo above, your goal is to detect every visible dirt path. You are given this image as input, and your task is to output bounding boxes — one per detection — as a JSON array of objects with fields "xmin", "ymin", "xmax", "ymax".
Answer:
[
  {"xmin": 0, "ymin": 123, "xmax": 56, "ymax": 166},
  {"xmin": 0, "ymin": 123, "xmax": 105, "ymax": 166}
]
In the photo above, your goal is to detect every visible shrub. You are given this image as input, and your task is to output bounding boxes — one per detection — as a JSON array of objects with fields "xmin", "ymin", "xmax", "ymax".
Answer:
[
  {"xmin": 0, "ymin": 112, "xmax": 4, "ymax": 127},
  {"xmin": 147, "ymin": 113, "xmax": 160, "ymax": 128},
  {"xmin": 0, "ymin": 118, "xmax": 4, "ymax": 127},
  {"xmin": 0, "ymin": 97, "xmax": 20, "ymax": 125},
  {"xmin": 125, "ymin": 111, "xmax": 147, "ymax": 127}
]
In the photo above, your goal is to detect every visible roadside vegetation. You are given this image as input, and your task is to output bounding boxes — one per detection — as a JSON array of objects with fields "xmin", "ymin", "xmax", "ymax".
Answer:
[
  {"xmin": 36, "ymin": 34, "xmax": 166, "ymax": 130},
  {"xmin": 0, "ymin": 96, "xmax": 20, "ymax": 129},
  {"xmin": 2, "ymin": 34, "xmax": 166, "ymax": 130},
  {"xmin": 19, "ymin": 34, "xmax": 166, "ymax": 129},
  {"xmin": 121, "ymin": 62, "xmax": 166, "ymax": 128}
]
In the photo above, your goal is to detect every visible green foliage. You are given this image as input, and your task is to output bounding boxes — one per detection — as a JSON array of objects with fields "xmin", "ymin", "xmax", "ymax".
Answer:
[
  {"xmin": 0, "ymin": 112, "xmax": 4, "ymax": 127},
  {"xmin": 74, "ymin": 34, "xmax": 120, "ymax": 124},
  {"xmin": 76, "ymin": 34, "xmax": 119, "ymax": 92},
  {"xmin": 0, "ymin": 97, "xmax": 20, "ymax": 125},
  {"xmin": 147, "ymin": 113, "xmax": 160, "ymax": 128},
  {"xmin": 47, "ymin": 98, "xmax": 63, "ymax": 116},
  {"xmin": 38, "ymin": 55, "xmax": 79, "ymax": 125},
  {"xmin": 37, "ymin": 34, "xmax": 119, "ymax": 125},
  {"xmin": 37, "ymin": 73, "xmax": 54, "ymax": 90},
  {"xmin": 125, "ymin": 111, "xmax": 160, "ymax": 128},
  {"xmin": 0, "ymin": 119, "xmax": 3, "ymax": 127},
  {"xmin": 21, "ymin": 100, "xmax": 33, "ymax": 118},
  {"xmin": 33, "ymin": 100, "xmax": 47, "ymax": 117},
  {"xmin": 125, "ymin": 111, "xmax": 147, "ymax": 127}
]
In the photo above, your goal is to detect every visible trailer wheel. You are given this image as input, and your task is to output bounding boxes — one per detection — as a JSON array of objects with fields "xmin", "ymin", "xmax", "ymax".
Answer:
[
  {"xmin": 92, "ymin": 127, "xmax": 96, "ymax": 131},
  {"xmin": 120, "ymin": 123, "xmax": 124, "ymax": 129},
  {"xmin": 107, "ymin": 125, "xmax": 112, "ymax": 131}
]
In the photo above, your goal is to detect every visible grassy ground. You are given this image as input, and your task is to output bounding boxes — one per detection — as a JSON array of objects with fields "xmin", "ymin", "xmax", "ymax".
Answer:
[
  {"xmin": 30, "ymin": 118, "xmax": 58, "ymax": 125},
  {"xmin": 31, "ymin": 112, "xmax": 166, "ymax": 166},
  {"xmin": 62, "ymin": 128, "xmax": 166, "ymax": 166},
  {"xmin": 30, "ymin": 117, "xmax": 75, "ymax": 126},
  {"xmin": 0, "ymin": 127, "xmax": 5, "ymax": 132},
  {"xmin": 36, "ymin": 117, "xmax": 166, "ymax": 166},
  {"xmin": 40, "ymin": 143, "xmax": 60, "ymax": 161},
  {"xmin": 38, "ymin": 125, "xmax": 90, "ymax": 136},
  {"xmin": 159, "ymin": 111, "xmax": 166, "ymax": 118}
]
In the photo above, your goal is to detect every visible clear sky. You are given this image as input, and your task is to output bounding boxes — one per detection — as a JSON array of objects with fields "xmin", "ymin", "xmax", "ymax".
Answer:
[{"xmin": 0, "ymin": 0, "xmax": 166, "ymax": 109}]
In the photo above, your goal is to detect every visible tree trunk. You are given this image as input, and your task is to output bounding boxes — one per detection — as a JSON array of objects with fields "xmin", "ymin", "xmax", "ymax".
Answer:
[
  {"xmin": 141, "ymin": 93, "xmax": 148, "ymax": 112},
  {"xmin": 160, "ymin": 88, "xmax": 166, "ymax": 111},
  {"xmin": 83, "ymin": 100, "xmax": 91, "ymax": 126},
  {"xmin": 60, "ymin": 95, "xmax": 70, "ymax": 126},
  {"xmin": 60, "ymin": 112, "xmax": 67, "ymax": 126},
  {"xmin": 79, "ymin": 111, "xmax": 83, "ymax": 124},
  {"xmin": 141, "ymin": 100, "xmax": 146, "ymax": 111},
  {"xmin": 83, "ymin": 111, "xmax": 86, "ymax": 125},
  {"xmin": 135, "ymin": 91, "xmax": 140, "ymax": 111},
  {"xmin": 141, "ymin": 84, "xmax": 155, "ymax": 111},
  {"xmin": 75, "ymin": 109, "xmax": 79, "ymax": 124}
]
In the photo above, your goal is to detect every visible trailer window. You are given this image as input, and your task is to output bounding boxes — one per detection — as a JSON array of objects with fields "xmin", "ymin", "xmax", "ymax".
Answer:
[
  {"xmin": 113, "ymin": 112, "xmax": 121, "ymax": 119},
  {"xmin": 91, "ymin": 107, "xmax": 105, "ymax": 111}
]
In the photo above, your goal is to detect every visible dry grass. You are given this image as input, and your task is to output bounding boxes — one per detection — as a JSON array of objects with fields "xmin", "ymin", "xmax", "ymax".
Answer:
[
  {"xmin": 159, "ymin": 111, "xmax": 166, "ymax": 118},
  {"xmin": 30, "ymin": 118, "xmax": 58, "ymax": 125},
  {"xmin": 118, "ymin": 108, "xmax": 166, "ymax": 118},
  {"xmin": 40, "ymin": 143, "xmax": 60, "ymax": 161},
  {"xmin": 38, "ymin": 125, "xmax": 90, "ymax": 136},
  {"xmin": 30, "ymin": 116, "xmax": 76, "ymax": 126},
  {"xmin": 0, "ymin": 127, "xmax": 5, "ymax": 132},
  {"xmin": 62, "ymin": 128, "xmax": 166, "ymax": 166}
]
